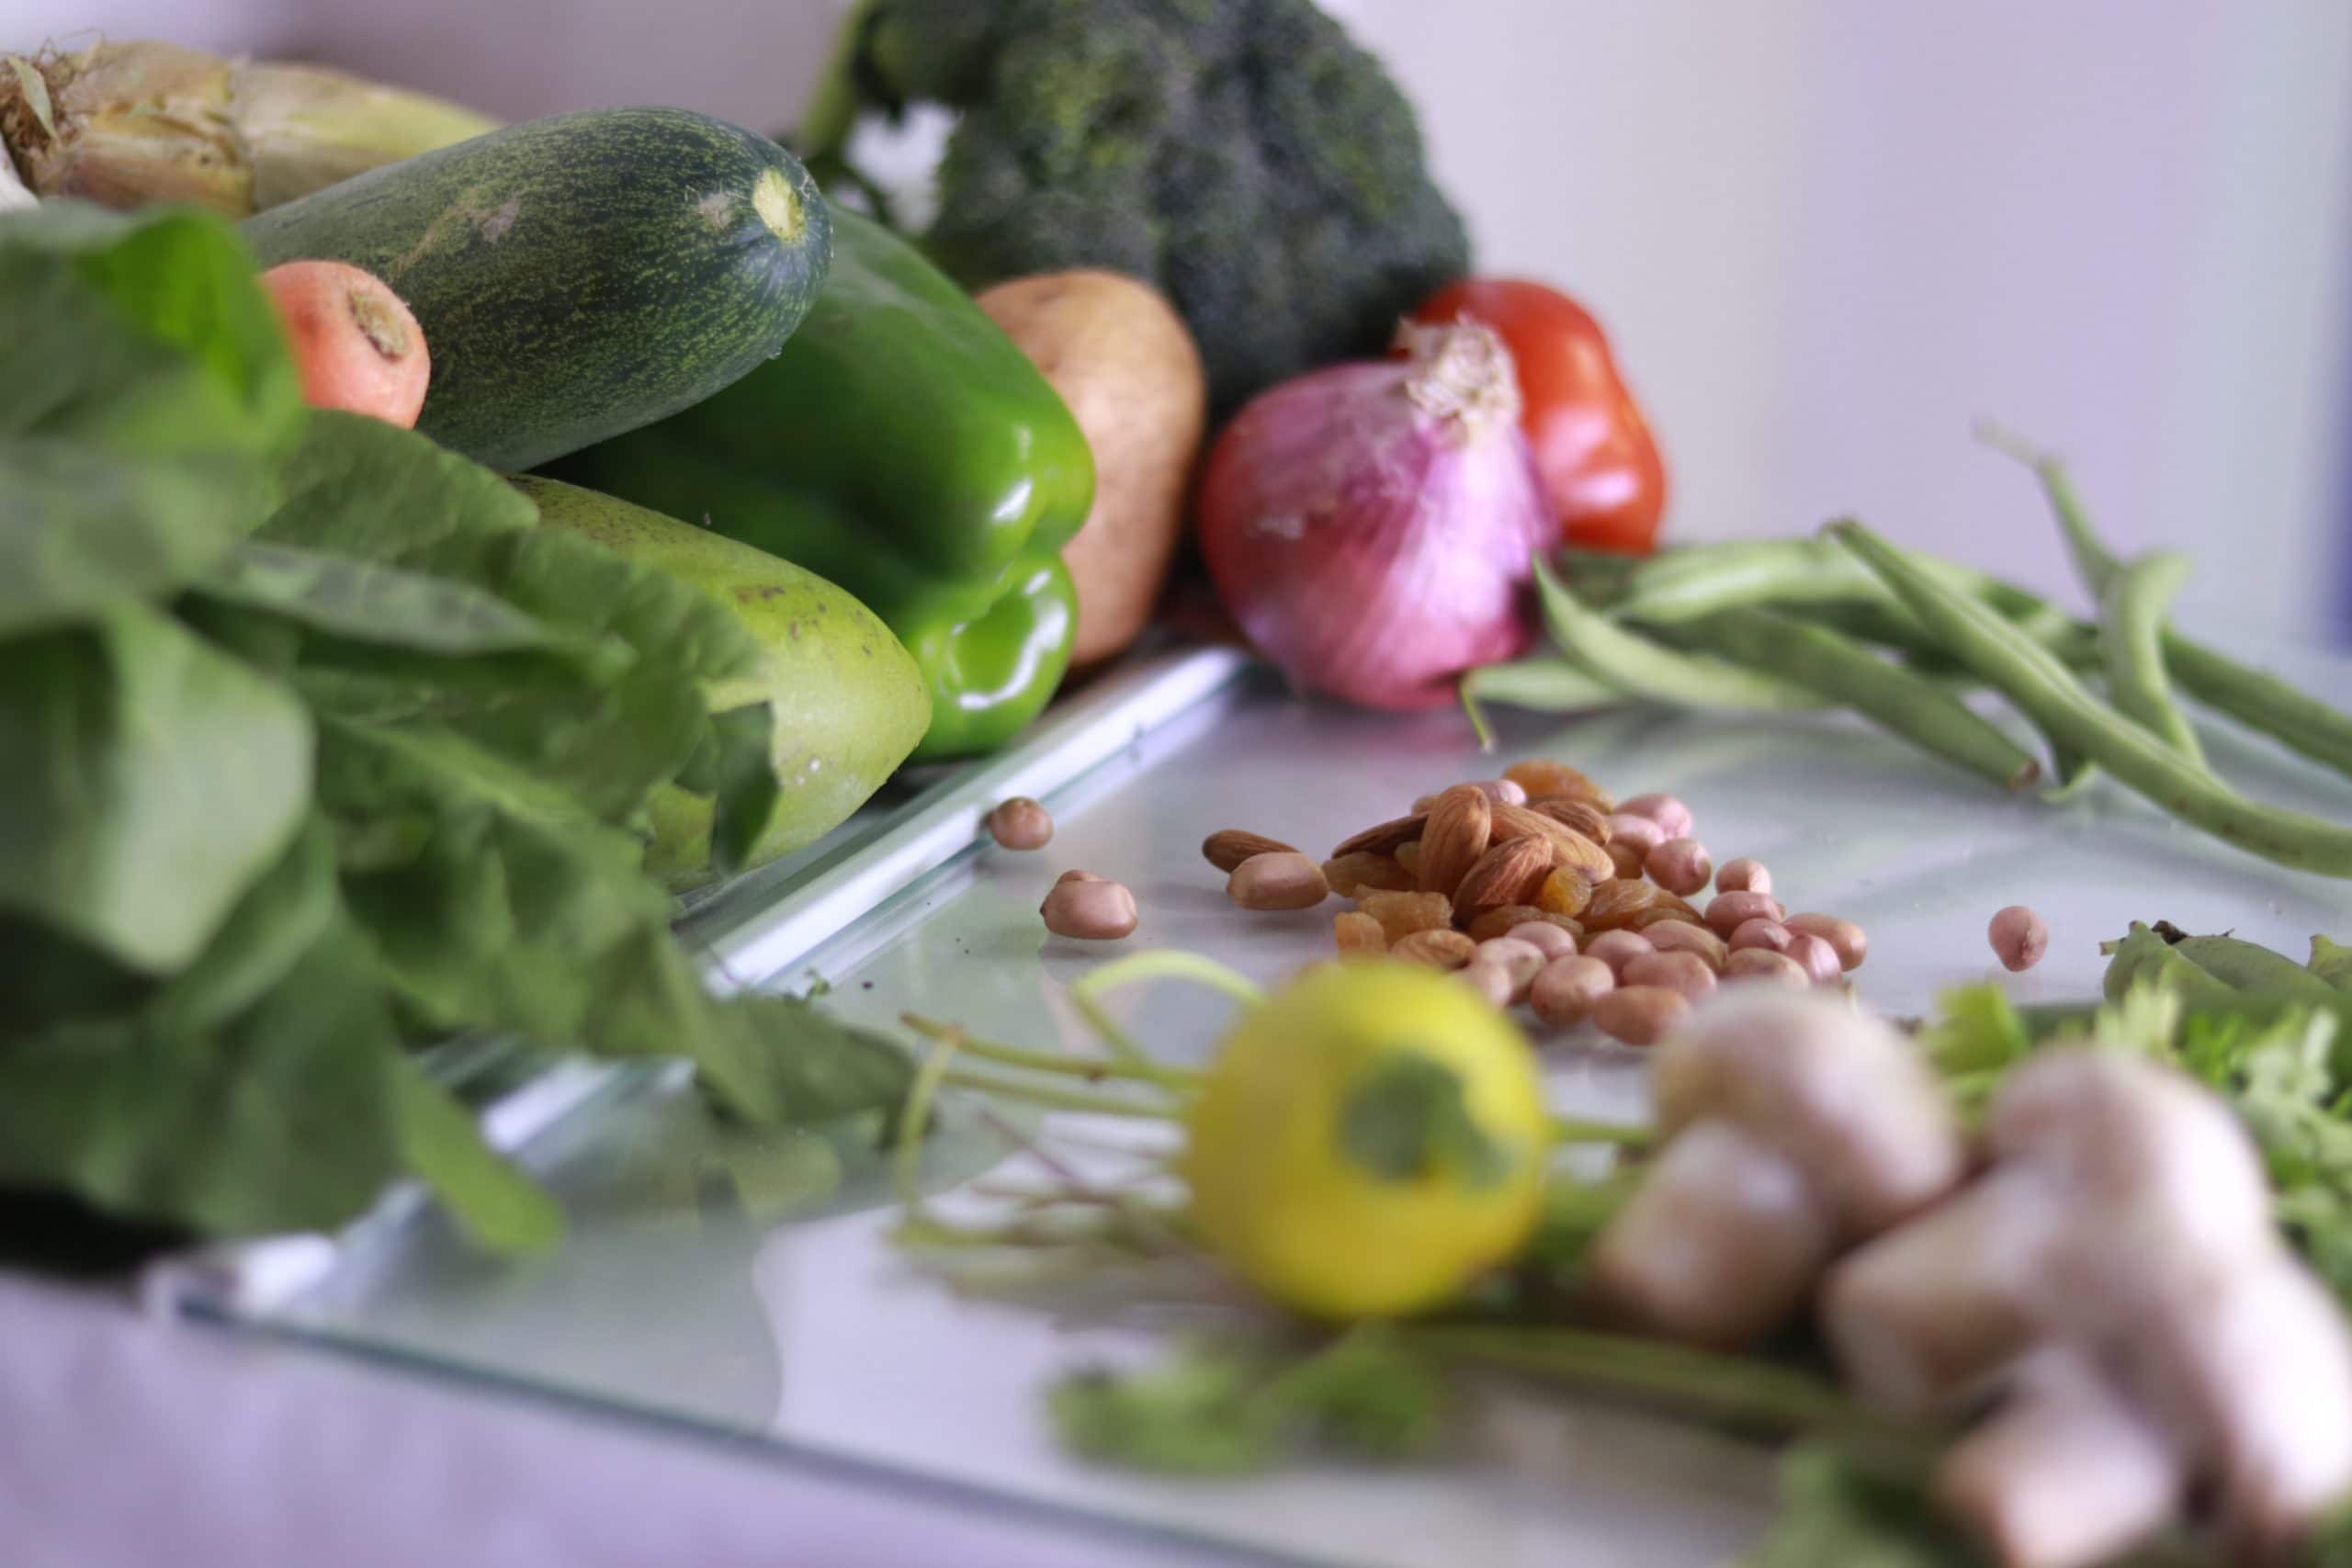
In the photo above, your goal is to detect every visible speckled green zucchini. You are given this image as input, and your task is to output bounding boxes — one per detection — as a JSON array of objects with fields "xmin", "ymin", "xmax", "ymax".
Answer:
[{"xmin": 242, "ymin": 107, "xmax": 830, "ymax": 470}]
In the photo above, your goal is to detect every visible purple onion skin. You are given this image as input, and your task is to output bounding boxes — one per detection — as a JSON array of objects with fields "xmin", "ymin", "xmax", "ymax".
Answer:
[{"xmin": 1197, "ymin": 327, "xmax": 1555, "ymax": 711}]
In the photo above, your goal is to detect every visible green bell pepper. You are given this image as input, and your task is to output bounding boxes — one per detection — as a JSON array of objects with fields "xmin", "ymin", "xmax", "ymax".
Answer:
[{"xmin": 548, "ymin": 207, "xmax": 1093, "ymax": 760}]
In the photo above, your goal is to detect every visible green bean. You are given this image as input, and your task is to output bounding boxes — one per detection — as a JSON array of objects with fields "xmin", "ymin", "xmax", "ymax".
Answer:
[
  {"xmin": 1457, "ymin": 657, "xmax": 1623, "ymax": 751},
  {"xmin": 1984, "ymin": 426, "xmax": 2352, "ymax": 781},
  {"xmin": 1826, "ymin": 521, "xmax": 2352, "ymax": 877},
  {"xmin": 1680, "ymin": 607, "xmax": 2041, "ymax": 788},
  {"xmin": 2098, "ymin": 550, "xmax": 2207, "ymax": 767},
  {"xmin": 1532, "ymin": 558, "xmax": 1827, "ymax": 713}
]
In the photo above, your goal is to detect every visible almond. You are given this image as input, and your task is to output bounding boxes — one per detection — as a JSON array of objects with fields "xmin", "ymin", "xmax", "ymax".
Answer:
[
  {"xmin": 1418, "ymin": 784, "xmax": 1492, "ymax": 895},
  {"xmin": 1203, "ymin": 828, "xmax": 1297, "ymax": 873},
  {"xmin": 1491, "ymin": 802, "xmax": 1616, "ymax": 884},
  {"xmin": 1389, "ymin": 929, "xmax": 1476, "ymax": 970},
  {"xmin": 1530, "ymin": 797, "xmax": 1611, "ymax": 845},
  {"xmin": 1450, "ymin": 835, "xmax": 1554, "ymax": 915},
  {"xmin": 1330, "ymin": 812, "xmax": 1427, "ymax": 859}
]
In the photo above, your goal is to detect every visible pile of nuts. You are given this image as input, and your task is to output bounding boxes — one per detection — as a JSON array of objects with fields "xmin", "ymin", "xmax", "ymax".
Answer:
[{"xmin": 1205, "ymin": 758, "xmax": 1869, "ymax": 1047}]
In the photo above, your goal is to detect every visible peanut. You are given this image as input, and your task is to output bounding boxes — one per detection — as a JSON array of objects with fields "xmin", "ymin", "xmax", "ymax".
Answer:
[
  {"xmin": 987, "ymin": 796, "xmax": 1054, "ymax": 850},
  {"xmin": 1715, "ymin": 857, "xmax": 1772, "ymax": 897},
  {"xmin": 1531, "ymin": 954, "xmax": 1615, "ymax": 1026},
  {"xmin": 1723, "ymin": 948, "xmax": 1809, "ymax": 987},
  {"xmin": 1583, "ymin": 929, "xmax": 1656, "ymax": 979},
  {"xmin": 1620, "ymin": 793, "xmax": 1694, "ymax": 840},
  {"xmin": 1704, "ymin": 890, "xmax": 1785, "ymax": 938},
  {"xmin": 1591, "ymin": 986, "xmax": 1690, "ymax": 1046},
  {"xmin": 1391, "ymin": 929, "xmax": 1476, "ymax": 970},
  {"xmin": 1056, "ymin": 868, "xmax": 1107, "ymax": 886},
  {"xmin": 1604, "ymin": 813, "xmax": 1666, "ymax": 853},
  {"xmin": 1784, "ymin": 913, "xmax": 1867, "ymax": 973},
  {"xmin": 1040, "ymin": 877, "xmax": 1136, "ymax": 940},
  {"xmin": 1989, "ymin": 905, "xmax": 2049, "ymax": 972},
  {"xmin": 1473, "ymin": 936, "xmax": 1548, "ymax": 1000},
  {"xmin": 1643, "ymin": 919, "xmax": 1727, "ymax": 970},
  {"xmin": 1645, "ymin": 837, "xmax": 1713, "ymax": 897},
  {"xmin": 1460, "ymin": 961, "xmax": 1517, "ymax": 1008},
  {"xmin": 1622, "ymin": 950, "xmax": 1717, "ymax": 1001},
  {"xmin": 1203, "ymin": 828, "xmax": 1296, "ymax": 872},
  {"xmin": 1729, "ymin": 919, "xmax": 1792, "ymax": 954},
  {"xmin": 1785, "ymin": 932, "xmax": 1842, "ymax": 986},
  {"xmin": 1505, "ymin": 921, "xmax": 1580, "ymax": 960},
  {"xmin": 1227, "ymin": 852, "xmax": 1329, "ymax": 911}
]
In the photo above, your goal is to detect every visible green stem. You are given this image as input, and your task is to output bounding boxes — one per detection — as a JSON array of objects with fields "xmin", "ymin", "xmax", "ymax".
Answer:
[
  {"xmin": 902, "ymin": 1012, "xmax": 1201, "ymax": 1090},
  {"xmin": 1547, "ymin": 1115, "xmax": 1656, "ymax": 1150},
  {"xmin": 1406, "ymin": 1323, "xmax": 1937, "ymax": 1452},
  {"xmin": 1457, "ymin": 658, "xmax": 1623, "ymax": 749},
  {"xmin": 940, "ymin": 1068, "xmax": 1184, "ymax": 1121}
]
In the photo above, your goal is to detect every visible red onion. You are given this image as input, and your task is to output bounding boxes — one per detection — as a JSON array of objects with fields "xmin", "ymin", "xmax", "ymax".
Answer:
[{"xmin": 1195, "ymin": 321, "xmax": 1554, "ymax": 710}]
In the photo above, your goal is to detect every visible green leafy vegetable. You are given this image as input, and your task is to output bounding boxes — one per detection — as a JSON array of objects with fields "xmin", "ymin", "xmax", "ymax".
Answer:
[
  {"xmin": 1050, "ymin": 1330, "xmax": 1448, "ymax": 1475},
  {"xmin": 1742, "ymin": 1449, "xmax": 1982, "ymax": 1568},
  {"xmin": 0, "ymin": 604, "xmax": 311, "ymax": 973},
  {"xmin": 0, "ymin": 201, "xmax": 910, "ymax": 1255},
  {"xmin": 0, "ymin": 204, "xmax": 300, "ymax": 636},
  {"xmin": 0, "ymin": 915, "xmax": 407, "ymax": 1236}
]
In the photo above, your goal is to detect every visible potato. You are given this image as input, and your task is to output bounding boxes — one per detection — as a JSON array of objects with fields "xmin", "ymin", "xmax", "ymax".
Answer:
[{"xmin": 977, "ymin": 270, "xmax": 1206, "ymax": 667}]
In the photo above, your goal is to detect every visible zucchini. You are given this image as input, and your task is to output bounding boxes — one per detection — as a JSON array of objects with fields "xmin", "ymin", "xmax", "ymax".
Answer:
[{"xmin": 242, "ymin": 107, "xmax": 829, "ymax": 470}]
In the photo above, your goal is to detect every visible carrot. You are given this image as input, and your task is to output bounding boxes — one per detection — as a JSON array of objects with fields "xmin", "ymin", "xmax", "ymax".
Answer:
[{"xmin": 258, "ymin": 260, "xmax": 430, "ymax": 428}]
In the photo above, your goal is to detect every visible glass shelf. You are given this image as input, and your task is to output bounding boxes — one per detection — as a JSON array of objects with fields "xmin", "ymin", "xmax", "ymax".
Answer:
[{"xmin": 184, "ymin": 640, "xmax": 2352, "ymax": 1567}]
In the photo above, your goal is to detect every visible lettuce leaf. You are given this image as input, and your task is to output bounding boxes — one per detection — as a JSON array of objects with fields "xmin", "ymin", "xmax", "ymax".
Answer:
[
  {"xmin": 0, "ymin": 203, "xmax": 301, "ymax": 636},
  {"xmin": 0, "ymin": 604, "xmax": 312, "ymax": 973}
]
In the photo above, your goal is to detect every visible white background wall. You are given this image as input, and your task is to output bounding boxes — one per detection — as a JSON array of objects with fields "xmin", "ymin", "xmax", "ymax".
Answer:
[{"xmin": 11, "ymin": 0, "xmax": 2351, "ymax": 640}]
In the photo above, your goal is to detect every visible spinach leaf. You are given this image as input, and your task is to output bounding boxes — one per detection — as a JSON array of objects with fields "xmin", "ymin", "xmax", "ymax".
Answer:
[
  {"xmin": 257, "ymin": 413, "xmax": 766, "ymax": 821},
  {"xmin": 315, "ymin": 716, "xmax": 910, "ymax": 1126},
  {"xmin": 0, "ymin": 916, "xmax": 406, "ymax": 1237},
  {"xmin": 0, "ymin": 604, "xmax": 311, "ymax": 973},
  {"xmin": 389, "ymin": 1056, "xmax": 564, "ymax": 1255},
  {"xmin": 0, "ymin": 203, "xmax": 301, "ymax": 635},
  {"xmin": 198, "ymin": 541, "xmax": 579, "ymax": 657}
]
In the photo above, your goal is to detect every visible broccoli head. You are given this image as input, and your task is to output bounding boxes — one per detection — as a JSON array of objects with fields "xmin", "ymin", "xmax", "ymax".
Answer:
[{"xmin": 798, "ymin": 0, "xmax": 1474, "ymax": 419}]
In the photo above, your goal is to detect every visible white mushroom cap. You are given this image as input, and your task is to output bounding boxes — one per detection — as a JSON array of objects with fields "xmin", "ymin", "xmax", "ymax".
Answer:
[
  {"xmin": 1821, "ymin": 1166, "xmax": 2052, "ymax": 1416},
  {"xmin": 1988, "ymin": 1049, "xmax": 2274, "ymax": 1263},
  {"xmin": 1934, "ymin": 1347, "xmax": 2180, "ymax": 1568},
  {"xmin": 2089, "ymin": 1250, "xmax": 2352, "ymax": 1551},
  {"xmin": 1650, "ymin": 989, "xmax": 1964, "ymax": 1238},
  {"xmin": 1582, "ymin": 1120, "xmax": 1837, "ymax": 1349}
]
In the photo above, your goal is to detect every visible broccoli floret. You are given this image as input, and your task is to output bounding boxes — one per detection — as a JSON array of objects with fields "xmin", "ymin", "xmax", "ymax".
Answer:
[{"xmin": 801, "ymin": 0, "xmax": 1473, "ymax": 418}]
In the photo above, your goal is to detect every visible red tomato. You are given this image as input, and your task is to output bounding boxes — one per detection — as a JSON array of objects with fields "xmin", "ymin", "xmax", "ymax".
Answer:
[{"xmin": 1414, "ymin": 279, "xmax": 1667, "ymax": 555}]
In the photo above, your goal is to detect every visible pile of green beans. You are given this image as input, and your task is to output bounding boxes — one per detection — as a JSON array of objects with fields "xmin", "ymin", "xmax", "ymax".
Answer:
[{"xmin": 1464, "ymin": 436, "xmax": 2352, "ymax": 879}]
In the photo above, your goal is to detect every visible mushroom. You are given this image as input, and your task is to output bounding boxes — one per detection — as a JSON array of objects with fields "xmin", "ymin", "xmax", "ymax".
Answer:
[
  {"xmin": 1583, "ymin": 990, "xmax": 1965, "ymax": 1348},
  {"xmin": 1933, "ymin": 1347, "xmax": 2180, "ymax": 1568},
  {"xmin": 1822, "ymin": 1048, "xmax": 2276, "ymax": 1414},
  {"xmin": 1826, "ymin": 1047, "xmax": 2352, "ymax": 1567}
]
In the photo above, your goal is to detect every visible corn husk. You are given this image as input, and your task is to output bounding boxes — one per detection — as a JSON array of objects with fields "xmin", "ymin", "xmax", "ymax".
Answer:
[{"xmin": 0, "ymin": 39, "xmax": 498, "ymax": 218}]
